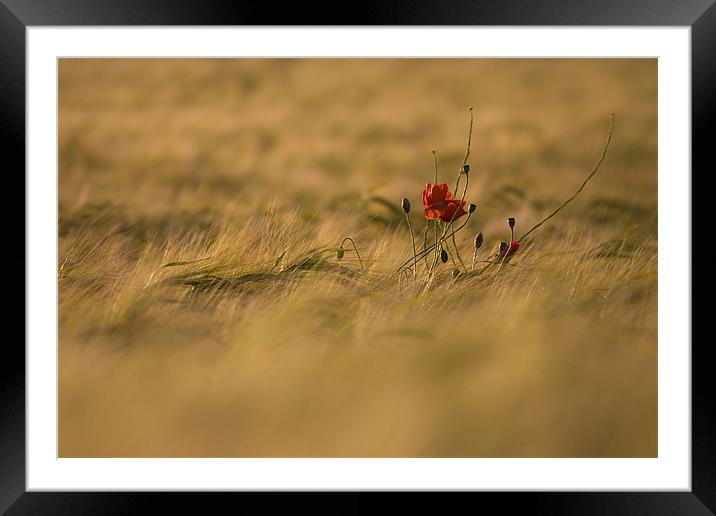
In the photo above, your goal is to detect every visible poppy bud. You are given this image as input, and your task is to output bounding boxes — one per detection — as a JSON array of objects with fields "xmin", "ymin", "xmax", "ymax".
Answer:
[
  {"xmin": 336, "ymin": 247, "xmax": 344, "ymax": 260},
  {"xmin": 474, "ymin": 232, "xmax": 483, "ymax": 249},
  {"xmin": 468, "ymin": 203, "xmax": 477, "ymax": 214},
  {"xmin": 401, "ymin": 197, "xmax": 411, "ymax": 214},
  {"xmin": 499, "ymin": 242, "xmax": 508, "ymax": 255},
  {"xmin": 508, "ymin": 217, "xmax": 515, "ymax": 229},
  {"xmin": 463, "ymin": 164, "xmax": 470, "ymax": 174},
  {"xmin": 440, "ymin": 249, "xmax": 448, "ymax": 263}
]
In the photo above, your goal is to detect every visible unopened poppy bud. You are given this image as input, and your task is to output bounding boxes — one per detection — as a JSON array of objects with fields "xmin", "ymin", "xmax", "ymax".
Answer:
[
  {"xmin": 401, "ymin": 197, "xmax": 411, "ymax": 213},
  {"xmin": 463, "ymin": 164, "xmax": 470, "ymax": 174},
  {"xmin": 336, "ymin": 247, "xmax": 344, "ymax": 260},
  {"xmin": 499, "ymin": 242, "xmax": 508, "ymax": 255},
  {"xmin": 440, "ymin": 249, "xmax": 448, "ymax": 263},
  {"xmin": 468, "ymin": 203, "xmax": 477, "ymax": 214},
  {"xmin": 474, "ymin": 232, "xmax": 483, "ymax": 249},
  {"xmin": 508, "ymin": 217, "xmax": 515, "ymax": 229}
]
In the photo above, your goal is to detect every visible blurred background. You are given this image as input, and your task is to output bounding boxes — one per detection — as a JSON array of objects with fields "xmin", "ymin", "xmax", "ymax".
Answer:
[{"xmin": 59, "ymin": 59, "xmax": 657, "ymax": 457}]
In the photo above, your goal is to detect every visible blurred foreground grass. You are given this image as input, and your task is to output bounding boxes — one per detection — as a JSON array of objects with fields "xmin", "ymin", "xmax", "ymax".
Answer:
[{"xmin": 59, "ymin": 58, "xmax": 657, "ymax": 457}]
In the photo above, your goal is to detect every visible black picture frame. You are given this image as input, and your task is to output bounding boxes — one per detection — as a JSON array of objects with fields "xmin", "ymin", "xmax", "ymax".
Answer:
[{"xmin": 2, "ymin": 1, "xmax": 708, "ymax": 514}]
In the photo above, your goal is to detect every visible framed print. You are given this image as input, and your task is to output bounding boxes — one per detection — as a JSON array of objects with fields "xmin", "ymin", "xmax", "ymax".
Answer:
[{"xmin": 3, "ymin": 0, "xmax": 709, "ymax": 513}]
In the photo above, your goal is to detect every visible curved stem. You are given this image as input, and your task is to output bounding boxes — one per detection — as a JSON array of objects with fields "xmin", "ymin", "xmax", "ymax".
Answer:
[
  {"xmin": 518, "ymin": 114, "xmax": 615, "ymax": 242},
  {"xmin": 340, "ymin": 237, "xmax": 364, "ymax": 272},
  {"xmin": 454, "ymin": 106, "xmax": 475, "ymax": 195},
  {"xmin": 451, "ymin": 173, "xmax": 470, "ymax": 270}
]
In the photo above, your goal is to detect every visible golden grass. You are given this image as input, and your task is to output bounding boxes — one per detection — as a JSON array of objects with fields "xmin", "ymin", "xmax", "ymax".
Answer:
[{"xmin": 58, "ymin": 58, "xmax": 657, "ymax": 457}]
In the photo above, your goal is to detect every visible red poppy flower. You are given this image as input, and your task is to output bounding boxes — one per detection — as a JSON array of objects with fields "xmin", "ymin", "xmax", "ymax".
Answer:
[
  {"xmin": 422, "ymin": 183, "xmax": 468, "ymax": 222},
  {"xmin": 498, "ymin": 241, "xmax": 520, "ymax": 260}
]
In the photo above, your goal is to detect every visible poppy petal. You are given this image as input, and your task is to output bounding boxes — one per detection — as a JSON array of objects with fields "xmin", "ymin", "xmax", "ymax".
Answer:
[
  {"xmin": 439, "ymin": 199, "xmax": 468, "ymax": 222},
  {"xmin": 432, "ymin": 183, "xmax": 449, "ymax": 203},
  {"xmin": 422, "ymin": 183, "xmax": 433, "ymax": 207},
  {"xmin": 424, "ymin": 207, "xmax": 442, "ymax": 219}
]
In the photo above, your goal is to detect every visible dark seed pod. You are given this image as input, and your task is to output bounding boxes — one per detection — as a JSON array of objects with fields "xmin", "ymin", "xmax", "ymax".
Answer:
[
  {"xmin": 508, "ymin": 217, "xmax": 516, "ymax": 229},
  {"xmin": 440, "ymin": 249, "xmax": 448, "ymax": 263},
  {"xmin": 463, "ymin": 164, "xmax": 470, "ymax": 174},
  {"xmin": 401, "ymin": 197, "xmax": 411, "ymax": 214},
  {"xmin": 336, "ymin": 247, "xmax": 345, "ymax": 260},
  {"xmin": 468, "ymin": 203, "xmax": 477, "ymax": 214},
  {"xmin": 474, "ymin": 232, "xmax": 484, "ymax": 249},
  {"xmin": 499, "ymin": 242, "xmax": 508, "ymax": 255}
]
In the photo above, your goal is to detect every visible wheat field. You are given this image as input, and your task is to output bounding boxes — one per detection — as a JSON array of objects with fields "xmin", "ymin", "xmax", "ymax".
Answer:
[{"xmin": 58, "ymin": 58, "xmax": 657, "ymax": 457}]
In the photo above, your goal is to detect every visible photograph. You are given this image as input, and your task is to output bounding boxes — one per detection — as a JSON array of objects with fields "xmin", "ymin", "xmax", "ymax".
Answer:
[{"xmin": 57, "ymin": 57, "xmax": 657, "ymax": 458}]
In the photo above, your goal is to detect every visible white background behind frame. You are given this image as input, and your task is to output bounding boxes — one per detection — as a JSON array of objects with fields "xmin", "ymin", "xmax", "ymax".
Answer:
[{"xmin": 26, "ymin": 27, "xmax": 690, "ymax": 490}]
